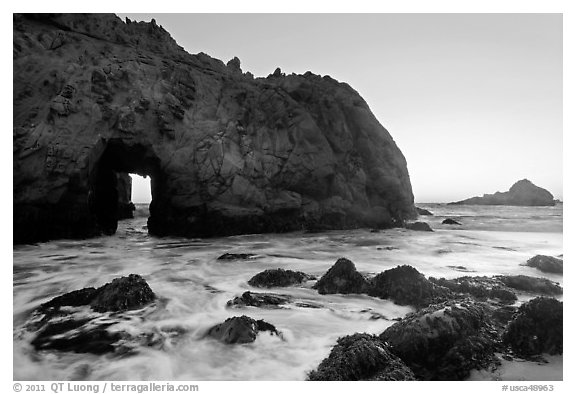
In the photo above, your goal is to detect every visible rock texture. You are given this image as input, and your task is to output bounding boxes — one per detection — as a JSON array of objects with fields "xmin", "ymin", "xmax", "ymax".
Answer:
[
  {"xmin": 308, "ymin": 333, "xmax": 416, "ymax": 381},
  {"xmin": 503, "ymin": 297, "xmax": 563, "ymax": 356},
  {"xmin": 450, "ymin": 179, "xmax": 555, "ymax": 206},
  {"xmin": 247, "ymin": 268, "xmax": 314, "ymax": 288},
  {"xmin": 416, "ymin": 207, "xmax": 432, "ymax": 216},
  {"xmin": 313, "ymin": 257, "xmax": 368, "ymax": 295},
  {"xmin": 525, "ymin": 255, "xmax": 563, "ymax": 274},
  {"xmin": 207, "ymin": 315, "xmax": 279, "ymax": 344},
  {"xmin": 368, "ymin": 265, "xmax": 451, "ymax": 308},
  {"xmin": 13, "ymin": 13, "xmax": 416, "ymax": 244},
  {"xmin": 380, "ymin": 300, "xmax": 499, "ymax": 380}
]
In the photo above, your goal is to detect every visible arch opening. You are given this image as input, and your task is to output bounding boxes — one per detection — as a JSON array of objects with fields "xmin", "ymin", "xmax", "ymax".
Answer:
[{"xmin": 89, "ymin": 139, "xmax": 162, "ymax": 235}]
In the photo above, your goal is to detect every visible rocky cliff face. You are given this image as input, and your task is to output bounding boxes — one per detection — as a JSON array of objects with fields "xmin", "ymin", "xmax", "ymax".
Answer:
[
  {"xmin": 13, "ymin": 13, "xmax": 416, "ymax": 243},
  {"xmin": 450, "ymin": 179, "xmax": 555, "ymax": 206}
]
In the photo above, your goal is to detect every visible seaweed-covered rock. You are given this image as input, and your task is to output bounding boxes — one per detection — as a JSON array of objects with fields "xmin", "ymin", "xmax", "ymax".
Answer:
[
  {"xmin": 429, "ymin": 276, "xmax": 517, "ymax": 304},
  {"xmin": 248, "ymin": 269, "xmax": 314, "ymax": 288},
  {"xmin": 496, "ymin": 275, "xmax": 562, "ymax": 296},
  {"xmin": 226, "ymin": 291, "xmax": 292, "ymax": 308},
  {"xmin": 207, "ymin": 315, "xmax": 279, "ymax": 344},
  {"xmin": 442, "ymin": 218, "xmax": 461, "ymax": 225},
  {"xmin": 380, "ymin": 300, "xmax": 499, "ymax": 380},
  {"xmin": 525, "ymin": 255, "xmax": 563, "ymax": 274},
  {"xmin": 406, "ymin": 222, "xmax": 433, "ymax": 232},
  {"xmin": 503, "ymin": 297, "xmax": 563, "ymax": 356},
  {"xmin": 90, "ymin": 274, "xmax": 156, "ymax": 312},
  {"xmin": 416, "ymin": 207, "xmax": 433, "ymax": 216},
  {"xmin": 308, "ymin": 333, "xmax": 415, "ymax": 381},
  {"xmin": 368, "ymin": 265, "xmax": 451, "ymax": 308},
  {"xmin": 313, "ymin": 258, "xmax": 368, "ymax": 295}
]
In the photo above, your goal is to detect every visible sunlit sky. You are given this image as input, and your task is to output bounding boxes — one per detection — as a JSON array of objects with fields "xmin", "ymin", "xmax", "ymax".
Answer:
[{"xmin": 122, "ymin": 13, "xmax": 562, "ymax": 203}]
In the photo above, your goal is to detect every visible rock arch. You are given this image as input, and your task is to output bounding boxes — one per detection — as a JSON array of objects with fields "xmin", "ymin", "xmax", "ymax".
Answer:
[{"xmin": 13, "ymin": 14, "xmax": 416, "ymax": 244}]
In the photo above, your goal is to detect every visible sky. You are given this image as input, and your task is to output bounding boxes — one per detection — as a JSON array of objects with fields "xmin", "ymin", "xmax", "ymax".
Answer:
[{"xmin": 122, "ymin": 13, "xmax": 562, "ymax": 203}]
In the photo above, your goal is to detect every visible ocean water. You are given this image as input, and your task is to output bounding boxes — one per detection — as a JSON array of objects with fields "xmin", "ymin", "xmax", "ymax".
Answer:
[{"xmin": 13, "ymin": 203, "xmax": 563, "ymax": 380}]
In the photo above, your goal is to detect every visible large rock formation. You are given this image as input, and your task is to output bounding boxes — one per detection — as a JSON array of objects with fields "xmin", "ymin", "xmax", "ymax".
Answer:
[
  {"xmin": 450, "ymin": 179, "xmax": 555, "ymax": 206},
  {"xmin": 13, "ymin": 14, "xmax": 416, "ymax": 243}
]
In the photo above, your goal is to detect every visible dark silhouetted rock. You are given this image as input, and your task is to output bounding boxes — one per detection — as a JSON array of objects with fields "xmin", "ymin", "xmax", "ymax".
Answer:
[
  {"xmin": 90, "ymin": 274, "xmax": 156, "ymax": 312},
  {"xmin": 217, "ymin": 253, "xmax": 257, "ymax": 261},
  {"xmin": 503, "ymin": 297, "xmax": 562, "ymax": 356},
  {"xmin": 416, "ymin": 207, "xmax": 433, "ymax": 216},
  {"xmin": 207, "ymin": 315, "xmax": 279, "ymax": 344},
  {"xmin": 308, "ymin": 333, "xmax": 415, "ymax": 381},
  {"xmin": 380, "ymin": 300, "xmax": 499, "ymax": 380},
  {"xmin": 313, "ymin": 258, "xmax": 368, "ymax": 295},
  {"xmin": 226, "ymin": 291, "xmax": 292, "ymax": 308},
  {"xmin": 13, "ymin": 13, "xmax": 416, "ymax": 244},
  {"xmin": 31, "ymin": 319, "xmax": 122, "ymax": 354},
  {"xmin": 40, "ymin": 288, "xmax": 100, "ymax": 311},
  {"xmin": 248, "ymin": 269, "xmax": 315, "ymax": 288},
  {"xmin": 525, "ymin": 255, "xmax": 563, "ymax": 274},
  {"xmin": 450, "ymin": 179, "xmax": 555, "ymax": 206},
  {"xmin": 496, "ymin": 275, "xmax": 562, "ymax": 296},
  {"xmin": 429, "ymin": 276, "xmax": 517, "ymax": 304},
  {"xmin": 442, "ymin": 218, "xmax": 461, "ymax": 225},
  {"xmin": 30, "ymin": 274, "xmax": 155, "ymax": 354},
  {"xmin": 368, "ymin": 265, "xmax": 451, "ymax": 308},
  {"xmin": 116, "ymin": 173, "xmax": 135, "ymax": 220},
  {"xmin": 406, "ymin": 222, "xmax": 433, "ymax": 232}
]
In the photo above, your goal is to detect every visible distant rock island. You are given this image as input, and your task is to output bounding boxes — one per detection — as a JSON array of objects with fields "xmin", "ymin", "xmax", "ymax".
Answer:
[
  {"xmin": 13, "ymin": 14, "xmax": 416, "ymax": 243},
  {"xmin": 449, "ymin": 179, "xmax": 555, "ymax": 206}
]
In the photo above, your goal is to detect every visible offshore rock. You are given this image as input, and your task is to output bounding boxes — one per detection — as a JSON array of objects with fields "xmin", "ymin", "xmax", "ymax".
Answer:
[
  {"xmin": 380, "ymin": 300, "xmax": 499, "ymax": 380},
  {"xmin": 226, "ymin": 291, "xmax": 292, "ymax": 308},
  {"xmin": 503, "ymin": 297, "xmax": 563, "ymax": 356},
  {"xmin": 450, "ymin": 179, "xmax": 555, "ymax": 206},
  {"xmin": 525, "ymin": 255, "xmax": 563, "ymax": 274},
  {"xmin": 207, "ymin": 315, "xmax": 280, "ymax": 344},
  {"xmin": 368, "ymin": 265, "xmax": 451, "ymax": 308},
  {"xmin": 416, "ymin": 207, "xmax": 433, "ymax": 216},
  {"xmin": 13, "ymin": 13, "xmax": 416, "ymax": 244},
  {"xmin": 313, "ymin": 258, "xmax": 368, "ymax": 295},
  {"xmin": 308, "ymin": 333, "xmax": 415, "ymax": 381},
  {"xmin": 90, "ymin": 274, "xmax": 156, "ymax": 312},
  {"xmin": 405, "ymin": 222, "xmax": 433, "ymax": 232},
  {"xmin": 247, "ymin": 268, "xmax": 315, "ymax": 288},
  {"xmin": 442, "ymin": 218, "xmax": 461, "ymax": 225}
]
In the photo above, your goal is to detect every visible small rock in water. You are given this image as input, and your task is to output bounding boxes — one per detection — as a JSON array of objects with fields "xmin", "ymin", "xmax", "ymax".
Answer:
[
  {"xmin": 313, "ymin": 258, "xmax": 368, "ymax": 295},
  {"xmin": 442, "ymin": 218, "xmax": 462, "ymax": 225},
  {"xmin": 503, "ymin": 297, "xmax": 562, "ymax": 356},
  {"xmin": 30, "ymin": 274, "xmax": 156, "ymax": 354},
  {"xmin": 416, "ymin": 207, "xmax": 433, "ymax": 216},
  {"xmin": 525, "ymin": 255, "xmax": 563, "ymax": 274},
  {"xmin": 368, "ymin": 265, "xmax": 451, "ymax": 308},
  {"xmin": 217, "ymin": 253, "xmax": 257, "ymax": 261},
  {"xmin": 308, "ymin": 333, "xmax": 415, "ymax": 381},
  {"xmin": 226, "ymin": 291, "xmax": 292, "ymax": 308},
  {"xmin": 207, "ymin": 315, "xmax": 280, "ymax": 344},
  {"xmin": 405, "ymin": 222, "xmax": 433, "ymax": 232},
  {"xmin": 248, "ymin": 268, "xmax": 315, "ymax": 288}
]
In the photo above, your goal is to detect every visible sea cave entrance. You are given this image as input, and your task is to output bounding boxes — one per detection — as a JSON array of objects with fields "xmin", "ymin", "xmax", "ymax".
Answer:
[{"xmin": 90, "ymin": 139, "xmax": 162, "ymax": 235}]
